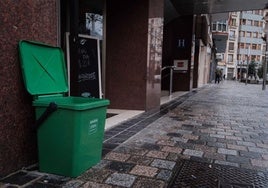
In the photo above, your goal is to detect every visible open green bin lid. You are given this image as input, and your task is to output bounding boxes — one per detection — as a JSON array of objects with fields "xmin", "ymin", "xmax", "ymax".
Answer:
[{"xmin": 19, "ymin": 40, "xmax": 68, "ymax": 96}]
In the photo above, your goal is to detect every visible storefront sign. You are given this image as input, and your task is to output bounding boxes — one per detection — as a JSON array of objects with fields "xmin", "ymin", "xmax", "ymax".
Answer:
[
  {"xmin": 178, "ymin": 39, "xmax": 186, "ymax": 48},
  {"xmin": 174, "ymin": 60, "xmax": 188, "ymax": 71},
  {"xmin": 67, "ymin": 33, "xmax": 102, "ymax": 98}
]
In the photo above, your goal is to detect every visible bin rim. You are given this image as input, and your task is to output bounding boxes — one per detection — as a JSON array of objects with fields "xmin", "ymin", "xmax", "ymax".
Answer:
[{"xmin": 33, "ymin": 96, "xmax": 110, "ymax": 111}]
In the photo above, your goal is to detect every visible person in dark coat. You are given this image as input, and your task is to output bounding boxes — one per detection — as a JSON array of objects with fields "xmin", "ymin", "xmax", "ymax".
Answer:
[{"xmin": 215, "ymin": 69, "xmax": 221, "ymax": 84}]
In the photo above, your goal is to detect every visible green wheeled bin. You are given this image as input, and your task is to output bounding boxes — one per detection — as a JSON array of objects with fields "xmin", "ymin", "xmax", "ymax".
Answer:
[{"xmin": 19, "ymin": 40, "xmax": 109, "ymax": 177}]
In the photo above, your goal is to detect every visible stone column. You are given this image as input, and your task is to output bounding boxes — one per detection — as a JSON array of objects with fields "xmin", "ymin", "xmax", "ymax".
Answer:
[{"xmin": 105, "ymin": 0, "xmax": 164, "ymax": 110}]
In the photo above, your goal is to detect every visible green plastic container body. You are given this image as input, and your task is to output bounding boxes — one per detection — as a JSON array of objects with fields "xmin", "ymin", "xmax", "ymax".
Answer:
[
  {"xmin": 19, "ymin": 40, "xmax": 110, "ymax": 177},
  {"xmin": 34, "ymin": 97, "xmax": 109, "ymax": 177}
]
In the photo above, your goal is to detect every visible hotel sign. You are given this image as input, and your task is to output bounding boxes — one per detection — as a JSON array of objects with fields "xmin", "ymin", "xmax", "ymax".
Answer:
[{"xmin": 174, "ymin": 60, "xmax": 188, "ymax": 71}]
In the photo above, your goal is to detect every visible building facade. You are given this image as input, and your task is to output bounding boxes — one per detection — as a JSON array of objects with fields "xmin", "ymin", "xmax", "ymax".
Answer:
[
  {"xmin": 2, "ymin": 0, "xmax": 267, "ymax": 178},
  {"xmin": 212, "ymin": 10, "xmax": 266, "ymax": 80},
  {"xmin": 0, "ymin": 0, "xmax": 213, "ymax": 176},
  {"xmin": 211, "ymin": 13, "xmax": 229, "ymax": 78},
  {"xmin": 236, "ymin": 10, "xmax": 266, "ymax": 80}
]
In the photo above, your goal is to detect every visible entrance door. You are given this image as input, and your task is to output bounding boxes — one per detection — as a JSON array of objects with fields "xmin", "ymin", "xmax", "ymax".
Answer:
[
  {"xmin": 60, "ymin": 0, "xmax": 105, "ymax": 97},
  {"xmin": 227, "ymin": 68, "xmax": 234, "ymax": 80}
]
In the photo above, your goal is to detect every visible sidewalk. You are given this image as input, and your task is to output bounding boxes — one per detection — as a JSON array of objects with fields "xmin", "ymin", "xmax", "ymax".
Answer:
[{"xmin": 1, "ymin": 81, "xmax": 268, "ymax": 187}]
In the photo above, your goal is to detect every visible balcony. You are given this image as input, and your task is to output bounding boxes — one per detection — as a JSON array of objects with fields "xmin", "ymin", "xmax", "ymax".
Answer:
[
  {"xmin": 238, "ymin": 37, "xmax": 264, "ymax": 44},
  {"xmin": 238, "ymin": 48, "xmax": 263, "ymax": 55},
  {"xmin": 240, "ymin": 25, "xmax": 263, "ymax": 33}
]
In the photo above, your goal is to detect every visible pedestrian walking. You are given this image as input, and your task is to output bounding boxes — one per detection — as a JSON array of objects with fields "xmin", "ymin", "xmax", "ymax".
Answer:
[{"xmin": 215, "ymin": 69, "xmax": 221, "ymax": 84}]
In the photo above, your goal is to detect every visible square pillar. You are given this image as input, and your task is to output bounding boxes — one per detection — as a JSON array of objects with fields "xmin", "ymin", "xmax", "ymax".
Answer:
[{"xmin": 106, "ymin": 0, "xmax": 164, "ymax": 110}]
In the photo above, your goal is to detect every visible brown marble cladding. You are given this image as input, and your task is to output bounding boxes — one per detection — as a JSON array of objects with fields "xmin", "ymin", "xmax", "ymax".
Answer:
[
  {"xmin": 106, "ymin": 0, "xmax": 149, "ymax": 110},
  {"xmin": 106, "ymin": 0, "xmax": 164, "ymax": 111},
  {"xmin": 146, "ymin": 0, "xmax": 164, "ymax": 110},
  {"xmin": 0, "ymin": 0, "xmax": 58, "ymax": 176}
]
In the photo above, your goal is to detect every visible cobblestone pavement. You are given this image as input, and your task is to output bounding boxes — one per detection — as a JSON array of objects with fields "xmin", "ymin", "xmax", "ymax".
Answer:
[{"xmin": 1, "ymin": 81, "xmax": 268, "ymax": 187}]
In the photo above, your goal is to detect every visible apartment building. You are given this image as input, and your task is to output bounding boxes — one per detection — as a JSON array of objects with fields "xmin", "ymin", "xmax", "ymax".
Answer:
[
  {"xmin": 212, "ymin": 10, "xmax": 266, "ymax": 80},
  {"xmin": 211, "ymin": 13, "xmax": 229, "ymax": 78}
]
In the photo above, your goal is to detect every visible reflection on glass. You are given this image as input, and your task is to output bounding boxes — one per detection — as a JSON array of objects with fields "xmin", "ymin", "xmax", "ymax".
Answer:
[{"xmin": 86, "ymin": 13, "xmax": 103, "ymax": 39}]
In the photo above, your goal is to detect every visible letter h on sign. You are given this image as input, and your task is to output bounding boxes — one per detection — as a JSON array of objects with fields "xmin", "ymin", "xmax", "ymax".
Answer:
[{"xmin": 178, "ymin": 39, "xmax": 185, "ymax": 48}]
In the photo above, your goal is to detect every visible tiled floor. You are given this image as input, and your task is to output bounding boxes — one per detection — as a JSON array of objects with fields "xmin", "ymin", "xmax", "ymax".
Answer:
[
  {"xmin": 160, "ymin": 90, "xmax": 188, "ymax": 105},
  {"xmin": 102, "ymin": 93, "xmax": 192, "ymax": 157},
  {"xmin": 105, "ymin": 109, "xmax": 144, "ymax": 130},
  {"xmin": 1, "ymin": 81, "xmax": 268, "ymax": 188},
  {"xmin": 105, "ymin": 90, "xmax": 188, "ymax": 131}
]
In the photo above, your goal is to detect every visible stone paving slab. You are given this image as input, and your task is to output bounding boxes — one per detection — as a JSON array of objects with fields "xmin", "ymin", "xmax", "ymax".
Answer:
[
  {"xmin": 105, "ymin": 173, "xmax": 136, "ymax": 187},
  {"xmin": 1, "ymin": 81, "xmax": 268, "ymax": 187},
  {"xmin": 129, "ymin": 165, "xmax": 158, "ymax": 177}
]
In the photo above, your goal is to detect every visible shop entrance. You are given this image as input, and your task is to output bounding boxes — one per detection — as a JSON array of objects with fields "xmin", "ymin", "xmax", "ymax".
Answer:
[{"xmin": 60, "ymin": 0, "xmax": 105, "ymax": 98}]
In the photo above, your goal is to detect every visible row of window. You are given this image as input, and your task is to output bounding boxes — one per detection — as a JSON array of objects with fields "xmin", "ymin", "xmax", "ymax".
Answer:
[
  {"xmin": 227, "ymin": 54, "xmax": 262, "ymax": 62},
  {"xmin": 239, "ymin": 31, "xmax": 262, "ymax": 38},
  {"xmin": 238, "ymin": 43, "xmax": 262, "ymax": 50},
  {"xmin": 211, "ymin": 22, "xmax": 227, "ymax": 32},
  {"xmin": 231, "ymin": 10, "xmax": 263, "ymax": 16},
  {"xmin": 240, "ymin": 19, "xmax": 263, "ymax": 27},
  {"xmin": 245, "ymin": 10, "xmax": 263, "ymax": 16},
  {"xmin": 228, "ymin": 18, "xmax": 263, "ymax": 28},
  {"xmin": 212, "ymin": 20, "xmax": 264, "ymax": 33},
  {"xmin": 229, "ymin": 30, "xmax": 263, "ymax": 40},
  {"xmin": 229, "ymin": 42, "xmax": 263, "ymax": 51}
]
